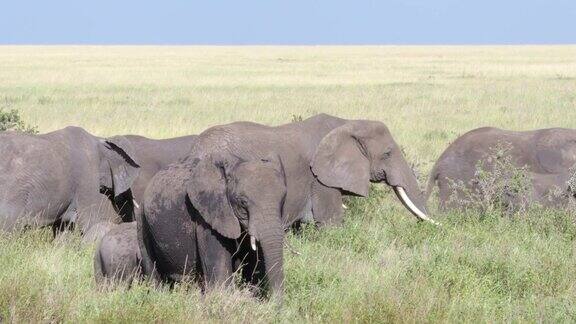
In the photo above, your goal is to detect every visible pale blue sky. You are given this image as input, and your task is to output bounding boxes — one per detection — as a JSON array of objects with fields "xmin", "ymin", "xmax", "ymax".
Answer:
[{"xmin": 1, "ymin": 0, "xmax": 575, "ymax": 44}]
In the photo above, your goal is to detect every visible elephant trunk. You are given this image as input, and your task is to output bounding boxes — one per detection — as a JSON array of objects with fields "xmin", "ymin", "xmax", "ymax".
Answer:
[
  {"xmin": 249, "ymin": 207, "xmax": 284, "ymax": 301},
  {"xmin": 387, "ymin": 154, "xmax": 440, "ymax": 225}
]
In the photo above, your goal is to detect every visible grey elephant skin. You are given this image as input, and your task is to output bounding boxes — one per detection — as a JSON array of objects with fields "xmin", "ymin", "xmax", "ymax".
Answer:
[
  {"xmin": 426, "ymin": 127, "xmax": 576, "ymax": 209},
  {"xmin": 94, "ymin": 221, "xmax": 142, "ymax": 284},
  {"xmin": 115, "ymin": 134, "xmax": 197, "ymax": 219},
  {"xmin": 140, "ymin": 156, "xmax": 287, "ymax": 298},
  {"xmin": 0, "ymin": 126, "xmax": 140, "ymax": 240},
  {"xmin": 138, "ymin": 114, "xmax": 436, "ymax": 299},
  {"xmin": 93, "ymin": 135, "xmax": 196, "ymax": 283}
]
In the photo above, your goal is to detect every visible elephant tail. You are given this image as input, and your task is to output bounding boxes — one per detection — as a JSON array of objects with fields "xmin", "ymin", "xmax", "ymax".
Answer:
[{"xmin": 135, "ymin": 208, "xmax": 161, "ymax": 283}]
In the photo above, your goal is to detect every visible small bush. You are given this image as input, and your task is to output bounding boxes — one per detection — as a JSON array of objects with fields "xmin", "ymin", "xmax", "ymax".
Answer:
[
  {"xmin": 566, "ymin": 167, "xmax": 576, "ymax": 214},
  {"xmin": 291, "ymin": 114, "xmax": 303, "ymax": 123},
  {"xmin": 448, "ymin": 142, "xmax": 533, "ymax": 216},
  {"xmin": 545, "ymin": 164, "xmax": 576, "ymax": 214},
  {"xmin": 0, "ymin": 107, "xmax": 38, "ymax": 134}
]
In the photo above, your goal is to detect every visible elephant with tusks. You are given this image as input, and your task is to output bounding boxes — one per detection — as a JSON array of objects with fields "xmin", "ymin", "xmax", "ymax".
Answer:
[{"xmin": 136, "ymin": 114, "xmax": 438, "ymax": 301}]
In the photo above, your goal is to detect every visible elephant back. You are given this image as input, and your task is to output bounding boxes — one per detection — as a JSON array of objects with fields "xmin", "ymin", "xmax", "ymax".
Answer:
[{"xmin": 141, "ymin": 163, "xmax": 198, "ymax": 281}]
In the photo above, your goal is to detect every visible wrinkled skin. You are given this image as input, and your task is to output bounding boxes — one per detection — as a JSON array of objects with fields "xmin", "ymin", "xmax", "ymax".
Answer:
[
  {"xmin": 94, "ymin": 222, "xmax": 142, "ymax": 284},
  {"xmin": 140, "ymin": 156, "xmax": 286, "ymax": 299},
  {"xmin": 92, "ymin": 135, "xmax": 196, "ymax": 284},
  {"xmin": 187, "ymin": 114, "xmax": 431, "ymax": 227},
  {"xmin": 94, "ymin": 132, "xmax": 196, "ymax": 284},
  {"xmin": 426, "ymin": 127, "xmax": 576, "ymax": 209},
  {"xmin": 139, "ymin": 114, "xmax": 434, "ymax": 300},
  {"xmin": 0, "ymin": 126, "xmax": 140, "ymax": 241},
  {"xmin": 113, "ymin": 135, "xmax": 197, "ymax": 220}
]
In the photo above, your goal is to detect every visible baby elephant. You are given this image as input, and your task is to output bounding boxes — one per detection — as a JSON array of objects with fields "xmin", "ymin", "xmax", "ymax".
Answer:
[
  {"xmin": 427, "ymin": 127, "xmax": 576, "ymax": 210},
  {"xmin": 94, "ymin": 222, "xmax": 142, "ymax": 285}
]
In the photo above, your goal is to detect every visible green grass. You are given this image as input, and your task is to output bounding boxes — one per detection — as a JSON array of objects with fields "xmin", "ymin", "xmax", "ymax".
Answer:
[{"xmin": 1, "ymin": 45, "xmax": 576, "ymax": 322}]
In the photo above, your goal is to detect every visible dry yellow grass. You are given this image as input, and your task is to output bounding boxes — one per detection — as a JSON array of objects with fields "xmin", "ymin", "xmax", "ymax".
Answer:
[
  {"xmin": 1, "ymin": 46, "xmax": 576, "ymax": 322},
  {"xmin": 2, "ymin": 46, "xmax": 575, "ymax": 167}
]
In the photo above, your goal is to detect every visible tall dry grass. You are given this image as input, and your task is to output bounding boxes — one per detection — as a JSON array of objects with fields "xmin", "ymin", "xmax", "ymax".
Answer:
[{"xmin": 1, "ymin": 46, "xmax": 576, "ymax": 322}]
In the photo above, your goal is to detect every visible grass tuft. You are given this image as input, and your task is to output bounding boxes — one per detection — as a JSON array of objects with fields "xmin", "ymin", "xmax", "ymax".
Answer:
[{"xmin": 1, "ymin": 45, "xmax": 576, "ymax": 322}]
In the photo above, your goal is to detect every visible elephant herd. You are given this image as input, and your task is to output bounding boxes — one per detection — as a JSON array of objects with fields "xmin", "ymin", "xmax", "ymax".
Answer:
[{"xmin": 2, "ymin": 113, "xmax": 576, "ymax": 301}]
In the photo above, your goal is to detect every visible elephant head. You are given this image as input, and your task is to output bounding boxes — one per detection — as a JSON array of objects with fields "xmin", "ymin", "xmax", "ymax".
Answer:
[
  {"xmin": 186, "ymin": 153, "xmax": 287, "ymax": 299},
  {"xmin": 311, "ymin": 120, "xmax": 438, "ymax": 224},
  {"xmin": 98, "ymin": 136, "xmax": 141, "ymax": 199}
]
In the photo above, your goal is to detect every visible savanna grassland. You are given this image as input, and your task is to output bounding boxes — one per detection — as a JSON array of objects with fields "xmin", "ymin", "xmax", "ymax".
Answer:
[{"xmin": 1, "ymin": 46, "xmax": 576, "ymax": 322}]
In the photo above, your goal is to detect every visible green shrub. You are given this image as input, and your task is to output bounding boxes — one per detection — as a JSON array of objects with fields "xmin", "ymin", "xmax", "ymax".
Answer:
[
  {"xmin": 448, "ymin": 142, "xmax": 533, "ymax": 216},
  {"xmin": 291, "ymin": 114, "xmax": 304, "ymax": 123},
  {"xmin": 0, "ymin": 107, "xmax": 38, "ymax": 134},
  {"xmin": 546, "ymin": 164, "xmax": 576, "ymax": 214}
]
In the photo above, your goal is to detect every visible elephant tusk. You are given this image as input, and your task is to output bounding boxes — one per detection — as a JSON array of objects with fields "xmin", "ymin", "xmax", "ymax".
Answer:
[
  {"xmin": 133, "ymin": 199, "xmax": 140, "ymax": 209},
  {"xmin": 342, "ymin": 204, "xmax": 348, "ymax": 210},
  {"xmin": 393, "ymin": 186, "xmax": 440, "ymax": 226},
  {"xmin": 250, "ymin": 235, "xmax": 257, "ymax": 251}
]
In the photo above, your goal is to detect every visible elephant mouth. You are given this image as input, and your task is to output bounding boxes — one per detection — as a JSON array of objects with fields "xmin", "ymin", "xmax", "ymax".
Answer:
[
  {"xmin": 367, "ymin": 170, "xmax": 440, "ymax": 225},
  {"xmin": 370, "ymin": 169, "xmax": 388, "ymax": 184},
  {"xmin": 393, "ymin": 186, "xmax": 441, "ymax": 226}
]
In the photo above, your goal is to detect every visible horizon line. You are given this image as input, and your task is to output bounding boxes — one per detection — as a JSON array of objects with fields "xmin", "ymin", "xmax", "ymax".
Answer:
[{"xmin": 1, "ymin": 43, "xmax": 575, "ymax": 46}]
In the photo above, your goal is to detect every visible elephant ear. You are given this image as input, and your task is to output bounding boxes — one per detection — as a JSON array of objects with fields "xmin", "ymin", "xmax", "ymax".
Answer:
[
  {"xmin": 99, "ymin": 136, "xmax": 140, "ymax": 197},
  {"xmin": 186, "ymin": 156, "xmax": 241, "ymax": 240},
  {"xmin": 311, "ymin": 122, "xmax": 371, "ymax": 197}
]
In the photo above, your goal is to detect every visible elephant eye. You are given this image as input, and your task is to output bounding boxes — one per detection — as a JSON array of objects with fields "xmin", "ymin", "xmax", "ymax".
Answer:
[
  {"xmin": 233, "ymin": 194, "xmax": 248, "ymax": 208},
  {"xmin": 235, "ymin": 207, "xmax": 248, "ymax": 223},
  {"xmin": 382, "ymin": 150, "xmax": 392, "ymax": 159},
  {"xmin": 240, "ymin": 198, "xmax": 248, "ymax": 208}
]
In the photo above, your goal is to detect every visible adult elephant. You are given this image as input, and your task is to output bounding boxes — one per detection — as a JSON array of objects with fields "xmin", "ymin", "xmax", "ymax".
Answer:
[
  {"xmin": 0, "ymin": 126, "xmax": 140, "ymax": 241},
  {"xmin": 138, "ymin": 114, "xmax": 438, "ymax": 299},
  {"xmin": 178, "ymin": 113, "xmax": 436, "ymax": 227},
  {"xmin": 113, "ymin": 134, "xmax": 197, "ymax": 219},
  {"xmin": 426, "ymin": 127, "xmax": 576, "ymax": 210},
  {"xmin": 140, "ymin": 155, "xmax": 287, "ymax": 299}
]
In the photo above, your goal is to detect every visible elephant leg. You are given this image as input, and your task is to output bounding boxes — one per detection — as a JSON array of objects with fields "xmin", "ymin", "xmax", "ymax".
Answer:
[
  {"xmin": 0, "ymin": 202, "xmax": 24, "ymax": 232},
  {"xmin": 0, "ymin": 198, "xmax": 62, "ymax": 233},
  {"xmin": 52, "ymin": 218, "xmax": 75, "ymax": 238},
  {"xmin": 196, "ymin": 222, "xmax": 234, "ymax": 290},
  {"xmin": 311, "ymin": 181, "xmax": 343, "ymax": 227},
  {"xmin": 74, "ymin": 194, "xmax": 120, "ymax": 241}
]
